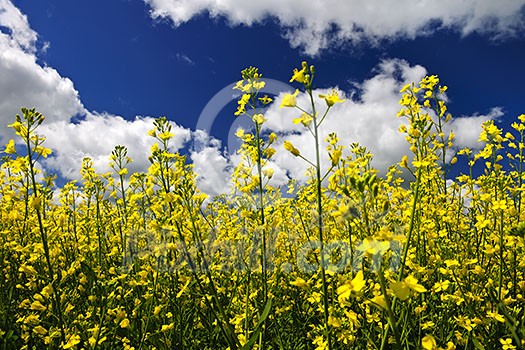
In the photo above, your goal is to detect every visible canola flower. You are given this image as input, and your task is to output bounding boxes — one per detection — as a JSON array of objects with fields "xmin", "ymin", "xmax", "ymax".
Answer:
[{"xmin": 0, "ymin": 66, "xmax": 524, "ymax": 350}]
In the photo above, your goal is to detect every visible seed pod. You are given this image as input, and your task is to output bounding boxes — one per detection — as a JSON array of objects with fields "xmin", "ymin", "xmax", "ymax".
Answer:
[
  {"xmin": 349, "ymin": 176, "xmax": 357, "ymax": 189},
  {"xmin": 372, "ymin": 183, "xmax": 379, "ymax": 198},
  {"xmin": 357, "ymin": 179, "xmax": 365, "ymax": 193},
  {"xmin": 368, "ymin": 174, "xmax": 377, "ymax": 187}
]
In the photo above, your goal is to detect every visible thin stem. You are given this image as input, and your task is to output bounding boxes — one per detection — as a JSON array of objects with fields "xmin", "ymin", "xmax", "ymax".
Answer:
[
  {"xmin": 23, "ymin": 117, "xmax": 66, "ymax": 344},
  {"xmin": 307, "ymin": 86, "xmax": 332, "ymax": 350}
]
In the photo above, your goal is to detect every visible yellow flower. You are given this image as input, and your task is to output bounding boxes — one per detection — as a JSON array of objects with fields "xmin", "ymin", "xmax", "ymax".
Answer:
[
  {"xmin": 420, "ymin": 75, "xmax": 439, "ymax": 90},
  {"xmin": 30, "ymin": 196, "xmax": 42, "ymax": 210},
  {"xmin": 158, "ymin": 131, "xmax": 174, "ymax": 141},
  {"xmin": 293, "ymin": 112, "xmax": 313, "ymax": 127},
  {"xmin": 290, "ymin": 67, "xmax": 307, "ymax": 84},
  {"xmin": 390, "ymin": 275, "xmax": 426, "ymax": 300},
  {"xmin": 511, "ymin": 121, "xmax": 525, "ymax": 131},
  {"xmin": 329, "ymin": 149, "xmax": 343, "ymax": 166},
  {"xmin": 432, "ymin": 280, "xmax": 451, "ymax": 293},
  {"xmin": 19, "ymin": 264, "xmax": 38, "ymax": 276},
  {"xmin": 150, "ymin": 142, "xmax": 159, "ymax": 153},
  {"xmin": 454, "ymin": 315, "xmax": 476, "ymax": 331},
  {"xmin": 258, "ymin": 95, "xmax": 273, "ymax": 104},
  {"xmin": 369, "ymin": 295, "xmax": 388, "ymax": 310},
  {"xmin": 487, "ymin": 311, "xmax": 505, "ymax": 323},
  {"xmin": 422, "ymin": 334, "xmax": 437, "ymax": 350},
  {"xmin": 119, "ymin": 318, "xmax": 130, "ymax": 328},
  {"xmin": 312, "ymin": 335, "xmax": 328, "ymax": 350},
  {"xmin": 252, "ymin": 113, "xmax": 266, "ymax": 124},
  {"xmin": 390, "ymin": 281, "xmax": 410, "ymax": 301},
  {"xmin": 399, "ymin": 83, "xmax": 412, "ymax": 93},
  {"xmin": 337, "ymin": 270, "xmax": 365, "ymax": 301},
  {"xmin": 265, "ymin": 147, "xmax": 276, "ymax": 158},
  {"xmin": 422, "ymin": 321, "xmax": 435, "ymax": 330},
  {"xmin": 262, "ymin": 167, "xmax": 274, "ymax": 178},
  {"xmin": 161, "ymin": 323, "xmax": 174, "ymax": 332},
  {"xmin": 33, "ymin": 326, "xmax": 47, "ymax": 336},
  {"xmin": 357, "ymin": 238, "xmax": 390, "ymax": 256},
  {"xmin": 8, "ymin": 121, "xmax": 28, "ymax": 137},
  {"xmin": 404, "ymin": 275, "xmax": 427, "ymax": 293},
  {"xmin": 280, "ymin": 89, "xmax": 300, "ymax": 108},
  {"xmin": 290, "ymin": 277, "xmax": 310, "ymax": 289},
  {"xmin": 500, "ymin": 338, "xmax": 516, "ymax": 350},
  {"xmin": 235, "ymin": 93, "xmax": 251, "ymax": 115},
  {"xmin": 30, "ymin": 300, "xmax": 46, "ymax": 312},
  {"xmin": 4, "ymin": 139, "xmax": 16, "ymax": 154},
  {"xmin": 283, "ymin": 140, "xmax": 300, "ymax": 157},
  {"xmin": 35, "ymin": 146, "xmax": 52, "ymax": 158},
  {"xmin": 327, "ymin": 316, "xmax": 341, "ymax": 328},
  {"xmin": 235, "ymin": 128, "xmax": 245, "ymax": 139},
  {"xmin": 319, "ymin": 90, "xmax": 345, "ymax": 107},
  {"xmin": 400, "ymin": 155, "xmax": 409, "ymax": 168},
  {"xmin": 412, "ymin": 159, "xmax": 431, "ymax": 168},
  {"xmin": 63, "ymin": 334, "xmax": 81, "ymax": 349},
  {"xmin": 492, "ymin": 199, "xmax": 507, "ymax": 211},
  {"xmin": 24, "ymin": 314, "xmax": 40, "ymax": 325}
]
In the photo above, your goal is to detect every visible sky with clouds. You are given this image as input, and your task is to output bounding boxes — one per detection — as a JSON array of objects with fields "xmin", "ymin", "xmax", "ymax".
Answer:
[{"xmin": 1, "ymin": 0, "xmax": 524, "ymax": 196}]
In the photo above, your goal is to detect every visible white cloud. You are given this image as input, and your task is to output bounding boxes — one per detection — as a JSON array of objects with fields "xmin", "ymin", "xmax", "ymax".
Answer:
[
  {"xmin": 0, "ymin": 0, "xmax": 37, "ymax": 52},
  {"xmin": 262, "ymin": 59, "xmax": 498, "ymax": 183},
  {"xmin": 0, "ymin": 1, "xmax": 505, "ymax": 198},
  {"xmin": 445, "ymin": 107, "xmax": 504, "ymax": 150},
  {"xmin": 0, "ymin": 1, "xmax": 85, "ymax": 144},
  {"xmin": 35, "ymin": 59, "xmax": 498, "ymax": 195},
  {"xmin": 190, "ymin": 130, "xmax": 233, "ymax": 197},
  {"xmin": 144, "ymin": 0, "xmax": 525, "ymax": 56},
  {"xmin": 40, "ymin": 113, "xmax": 191, "ymax": 180},
  {"xmin": 0, "ymin": 1, "xmax": 196, "ymax": 188},
  {"xmin": 262, "ymin": 59, "xmax": 424, "ymax": 180}
]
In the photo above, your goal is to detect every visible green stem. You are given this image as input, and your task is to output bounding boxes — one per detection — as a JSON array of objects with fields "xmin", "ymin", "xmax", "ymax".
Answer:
[
  {"xmin": 381, "ymin": 166, "xmax": 422, "ymax": 348},
  {"xmin": 308, "ymin": 87, "xmax": 332, "ymax": 350},
  {"xmin": 378, "ymin": 269, "xmax": 402, "ymax": 350},
  {"xmin": 254, "ymin": 120, "xmax": 268, "ymax": 349},
  {"xmin": 24, "ymin": 122, "xmax": 66, "ymax": 344}
]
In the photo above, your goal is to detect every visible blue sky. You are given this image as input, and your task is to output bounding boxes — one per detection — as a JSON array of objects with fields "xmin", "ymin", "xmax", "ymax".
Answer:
[{"xmin": 1, "ymin": 0, "xmax": 525, "ymax": 195}]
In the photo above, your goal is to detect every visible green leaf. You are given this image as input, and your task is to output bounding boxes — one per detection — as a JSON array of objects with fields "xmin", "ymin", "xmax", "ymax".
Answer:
[
  {"xmin": 471, "ymin": 336, "xmax": 485, "ymax": 350},
  {"xmin": 241, "ymin": 298, "xmax": 272, "ymax": 350}
]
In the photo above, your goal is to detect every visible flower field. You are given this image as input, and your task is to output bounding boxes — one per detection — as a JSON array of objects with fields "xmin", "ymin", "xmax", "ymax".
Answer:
[{"xmin": 1, "ymin": 63, "xmax": 524, "ymax": 350}]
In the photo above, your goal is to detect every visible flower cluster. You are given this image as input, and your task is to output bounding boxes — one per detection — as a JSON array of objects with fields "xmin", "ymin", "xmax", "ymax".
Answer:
[{"xmin": 0, "ymin": 67, "xmax": 524, "ymax": 350}]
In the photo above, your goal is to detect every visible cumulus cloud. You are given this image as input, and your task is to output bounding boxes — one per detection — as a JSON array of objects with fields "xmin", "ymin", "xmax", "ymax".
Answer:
[
  {"xmin": 261, "ymin": 59, "xmax": 499, "ymax": 183},
  {"xmin": 445, "ymin": 107, "xmax": 504, "ymax": 150},
  {"xmin": 0, "ymin": 1, "xmax": 194, "ymax": 188},
  {"xmin": 0, "ymin": 1, "xmax": 85, "ymax": 144},
  {"xmin": 0, "ymin": 0, "xmax": 37, "ymax": 52},
  {"xmin": 18, "ymin": 54, "xmax": 499, "ymax": 196},
  {"xmin": 190, "ymin": 130, "xmax": 233, "ymax": 197},
  {"xmin": 0, "ymin": 0, "xmax": 505, "ymax": 199},
  {"xmin": 262, "ymin": 59, "xmax": 425, "ymax": 181},
  {"xmin": 143, "ymin": 0, "xmax": 525, "ymax": 56},
  {"xmin": 40, "ymin": 113, "xmax": 191, "ymax": 180}
]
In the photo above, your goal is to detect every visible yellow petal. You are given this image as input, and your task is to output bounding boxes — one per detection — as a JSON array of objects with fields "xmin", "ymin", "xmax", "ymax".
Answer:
[
  {"xmin": 351, "ymin": 270, "xmax": 365, "ymax": 292},
  {"xmin": 390, "ymin": 281, "xmax": 410, "ymax": 301}
]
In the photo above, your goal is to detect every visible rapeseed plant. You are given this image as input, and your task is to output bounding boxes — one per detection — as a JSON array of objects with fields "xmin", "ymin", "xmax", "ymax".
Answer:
[{"xmin": 0, "ymin": 64, "xmax": 523, "ymax": 350}]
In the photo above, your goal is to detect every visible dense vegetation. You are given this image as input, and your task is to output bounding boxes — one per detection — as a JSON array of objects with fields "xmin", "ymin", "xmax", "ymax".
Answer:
[{"xmin": 1, "ymin": 63, "xmax": 524, "ymax": 349}]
